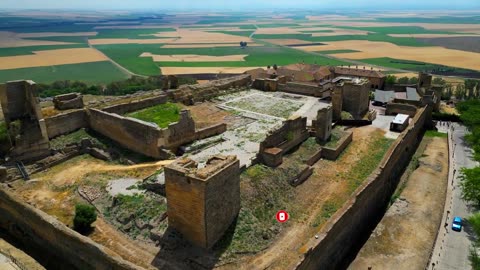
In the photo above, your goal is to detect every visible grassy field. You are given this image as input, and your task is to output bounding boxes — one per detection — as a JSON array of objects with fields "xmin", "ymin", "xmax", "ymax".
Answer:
[
  {"xmin": 210, "ymin": 30, "xmax": 255, "ymax": 37},
  {"xmin": 337, "ymin": 26, "xmax": 458, "ymax": 35},
  {"xmin": 95, "ymin": 43, "xmax": 349, "ymax": 75},
  {"xmin": 92, "ymin": 28, "xmax": 176, "ymax": 39},
  {"xmin": 0, "ymin": 61, "xmax": 128, "ymax": 84},
  {"xmin": 257, "ymin": 32, "xmax": 430, "ymax": 47},
  {"xmin": 125, "ymin": 103, "xmax": 181, "ymax": 128}
]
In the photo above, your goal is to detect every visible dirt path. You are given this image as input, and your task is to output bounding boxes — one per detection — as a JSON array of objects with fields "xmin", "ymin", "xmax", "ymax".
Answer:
[
  {"xmin": 349, "ymin": 137, "xmax": 448, "ymax": 269},
  {"xmin": 221, "ymin": 126, "xmax": 387, "ymax": 270},
  {"xmin": 87, "ymin": 39, "xmax": 144, "ymax": 78},
  {"xmin": 11, "ymin": 156, "xmax": 174, "ymax": 269}
]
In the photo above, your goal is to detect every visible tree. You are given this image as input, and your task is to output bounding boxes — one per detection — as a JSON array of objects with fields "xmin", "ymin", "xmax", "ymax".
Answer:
[
  {"xmin": 460, "ymin": 167, "xmax": 480, "ymax": 206},
  {"xmin": 273, "ymin": 64, "xmax": 278, "ymax": 70},
  {"xmin": 456, "ymin": 84, "xmax": 466, "ymax": 100},
  {"xmin": 433, "ymin": 77, "xmax": 446, "ymax": 85},
  {"xmin": 409, "ymin": 77, "xmax": 418, "ymax": 84},
  {"xmin": 397, "ymin": 76, "xmax": 409, "ymax": 84},
  {"xmin": 385, "ymin": 75, "xmax": 397, "ymax": 87},
  {"xmin": 73, "ymin": 203, "xmax": 97, "ymax": 233},
  {"xmin": 442, "ymin": 83, "xmax": 453, "ymax": 100}
]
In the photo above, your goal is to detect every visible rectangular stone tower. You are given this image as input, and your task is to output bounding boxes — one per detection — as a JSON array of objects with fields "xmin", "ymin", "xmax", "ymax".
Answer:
[
  {"xmin": 0, "ymin": 80, "xmax": 50, "ymax": 160},
  {"xmin": 340, "ymin": 78, "xmax": 370, "ymax": 119},
  {"xmin": 165, "ymin": 155, "xmax": 240, "ymax": 249}
]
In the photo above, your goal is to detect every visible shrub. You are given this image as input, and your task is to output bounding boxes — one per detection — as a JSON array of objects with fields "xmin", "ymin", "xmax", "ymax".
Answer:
[{"xmin": 73, "ymin": 203, "xmax": 97, "ymax": 233}]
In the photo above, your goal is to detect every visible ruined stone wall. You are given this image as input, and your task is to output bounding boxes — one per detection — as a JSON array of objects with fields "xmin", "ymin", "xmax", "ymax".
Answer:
[
  {"xmin": 386, "ymin": 103, "xmax": 417, "ymax": 117},
  {"xmin": 102, "ymin": 95, "xmax": 168, "ymax": 115},
  {"xmin": 172, "ymin": 74, "xmax": 251, "ymax": 105},
  {"xmin": 295, "ymin": 106, "xmax": 428, "ymax": 270},
  {"xmin": 332, "ymin": 86, "xmax": 343, "ymax": 121},
  {"xmin": 278, "ymin": 82, "xmax": 325, "ymax": 97},
  {"xmin": 321, "ymin": 131, "xmax": 353, "ymax": 160},
  {"xmin": 45, "ymin": 110, "xmax": 88, "ymax": 139},
  {"xmin": 0, "ymin": 187, "xmax": 141, "ymax": 270},
  {"xmin": 87, "ymin": 109, "xmax": 225, "ymax": 159},
  {"xmin": 87, "ymin": 109, "xmax": 166, "ymax": 159},
  {"xmin": 53, "ymin": 93, "xmax": 84, "ymax": 110},
  {"xmin": 259, "ymin": 117, "xmax": 309, "ymax": 167},
  {"xmin": 314, "ymin": 106, "xmax": 333, "ymax": 142}
]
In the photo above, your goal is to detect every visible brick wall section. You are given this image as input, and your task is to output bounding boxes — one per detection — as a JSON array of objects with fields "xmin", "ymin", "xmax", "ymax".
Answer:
[
  {"xmin": 295, "ymin": 106, "xmax": 428, "ymax": 270},
  {"xmin": 45, "ymin": 110, "xmax": 88, "ymax": 139},
  {"xmin": 386, "ymin": 103, "xmax": 417, "ymax": 117},
  {"xmin": 165, "ymin": 156, "xmax": 240, "ymax": 249},
  {"xmin": 53, "ymin": 93, "xmax": 84, "ymax": 110},
  {"xmin": 102, "ymin": 95, "xmax": 168, "ymax": 115},
  {"xmin": 172, "ymin": 74, "xmax": 251, "ymax": 105},
  {"xmin": 0, "ymin": 187, "xmax": 142, "ymax": 270},
  {"xmin": 321, "ymin": 131, "xmax": 353, "ymax": 160},
  {"xmin": 341, "ymin": 80, "xmax": 370, "ymax": 119}
]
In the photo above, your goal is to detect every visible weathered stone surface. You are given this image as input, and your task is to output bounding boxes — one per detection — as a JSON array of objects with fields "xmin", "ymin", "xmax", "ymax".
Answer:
[
  {"xmin": 88, "ymin": 148, "xmax": 111, "ymax": 161},
  {"xmin": 0, "ymin": 166, "xmax": 7, "ymax": 182},
  {"xmin": 53, "ymin": 93, "xmax": 84, "ymax": 110},
  {"xmin": 165, "ymin": 155, "xmax": 241, "ymax": 249}
]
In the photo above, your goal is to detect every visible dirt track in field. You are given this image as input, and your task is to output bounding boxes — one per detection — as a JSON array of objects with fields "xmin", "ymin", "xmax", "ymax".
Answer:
[{"xmin": 140, "ymin": 52, "xmax": 247, "ymax": 62}]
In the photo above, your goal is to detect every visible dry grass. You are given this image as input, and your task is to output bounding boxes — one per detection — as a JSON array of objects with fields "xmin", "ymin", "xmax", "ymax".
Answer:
[
  {"xmin": 151, "ymin": 29, "xmax": 252, "ymax": 44},
  {"xmin": 140, "ymin": 52, "xmax": 247, "ymax": 62},
  {"xmin": 0, "ymin": 48, "xmax": 108, "ymax": 70},
  {"xmin": 298, "ymin": 40, "xmax": 480, "ymax": 71}
]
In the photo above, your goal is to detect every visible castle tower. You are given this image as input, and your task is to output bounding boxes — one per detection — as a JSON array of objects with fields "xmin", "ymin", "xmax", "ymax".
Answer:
[{"xmin": 165, "ymin": 155, "xmax": 241, "ymax": 249}]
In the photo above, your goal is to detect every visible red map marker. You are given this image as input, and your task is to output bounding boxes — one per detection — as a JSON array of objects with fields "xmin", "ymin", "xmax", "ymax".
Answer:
[{"xmin": 276, "ymin": 210, "xmax": 289, "ymax": 223}]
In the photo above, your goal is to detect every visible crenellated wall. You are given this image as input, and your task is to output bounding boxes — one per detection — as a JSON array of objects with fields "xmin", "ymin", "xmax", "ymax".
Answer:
[{"xmin": 295, "ymin": 106, "xmax": 428, "ymax": 270}]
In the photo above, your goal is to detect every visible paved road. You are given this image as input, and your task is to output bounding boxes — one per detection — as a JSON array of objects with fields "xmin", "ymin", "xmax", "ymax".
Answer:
[{"xmin": 434, "ymin": 123, "xmax": 478, "ymax": 270}]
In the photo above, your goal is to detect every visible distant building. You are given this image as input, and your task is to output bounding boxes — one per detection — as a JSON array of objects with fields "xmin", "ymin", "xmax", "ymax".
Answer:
[
  {"xmin": 373, "ymin": 90, "xmax": 395, "ymax": 106},
  {"xmin": 332, "ymin": 67, "xmax": 386, "ymax": 89}
]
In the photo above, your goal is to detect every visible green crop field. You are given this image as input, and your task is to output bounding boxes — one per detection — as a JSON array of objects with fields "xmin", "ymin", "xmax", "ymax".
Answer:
[
  {"xmin": 92, "ymin": 28, "xmax": 176, "ymax": 39},
  {"xmin": 125, "ymin": 103, "xmax": 180, "ymax": 128},
  {"xmin": 24, "ymin": 36, "xmax": 92, "ymax": 44},
  {"xmin": 256, "ymin": 32, "xmax": 430, "ymax": 47},
  {"xmin": 0, "ymin": 44, "xmax": 89, "ymax": 57},
  {"xmin": 95, "ymin": 43, "xmax": 349, "ymax": 75},
  {"xmin": 0, "ymin": 61, "xmax": 128, "ymax": 84}
]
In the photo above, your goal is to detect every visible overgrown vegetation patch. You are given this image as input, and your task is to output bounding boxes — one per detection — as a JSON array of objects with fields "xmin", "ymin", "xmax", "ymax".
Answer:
[{"xmin": 125, "ymin": 102, "xmax": 181, "ymax": 128}]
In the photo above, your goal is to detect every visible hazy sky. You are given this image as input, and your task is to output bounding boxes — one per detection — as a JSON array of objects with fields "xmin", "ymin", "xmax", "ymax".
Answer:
[{"xmin": 1, "ymin": 0, "xmax": 480, "ymax": 10}]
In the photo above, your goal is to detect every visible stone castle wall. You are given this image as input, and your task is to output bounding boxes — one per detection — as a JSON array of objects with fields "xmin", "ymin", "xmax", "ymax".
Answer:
[
  {"xmin": 386, "ymin": 103, "xmax": 417, "ymax": 117},
  {"xmin": 87, "ymin": 109, "xmax": 166, "ymax": 159},
  {"xmin": 45, "ymin": 110, "xmax": 88, "ymax": 139},
  {"xmin": 172, "ymin": 74, "xmax": 251, "ymax": 105},
  {"xmin": 295, "ymin": 106, "xmax": 428, "ymax": 270},
  {"xmin": 102, "ymin": 95, "xmax": 168, "ymax": 115},
  {"xmin": 0, "ymin": 187, "xmax": 141, "ymax": 270}
]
